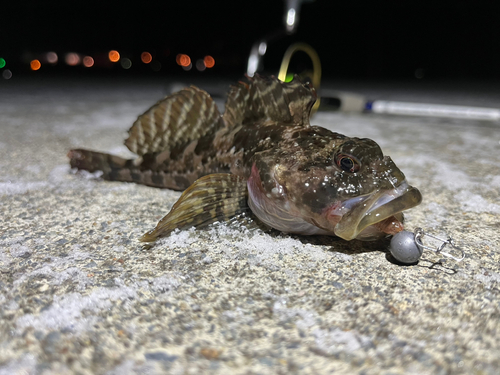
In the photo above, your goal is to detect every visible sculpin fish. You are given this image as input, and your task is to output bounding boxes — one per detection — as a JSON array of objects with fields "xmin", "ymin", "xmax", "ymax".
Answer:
[{"xmin": 68, "ymin": 75, "xmax": 422, "ymax": 242}]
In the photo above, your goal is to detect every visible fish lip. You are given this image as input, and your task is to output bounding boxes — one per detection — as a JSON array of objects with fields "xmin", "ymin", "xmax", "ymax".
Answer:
[{"xmin": 333, "ymin": 181, "xmax": 422, "ymax": 240}]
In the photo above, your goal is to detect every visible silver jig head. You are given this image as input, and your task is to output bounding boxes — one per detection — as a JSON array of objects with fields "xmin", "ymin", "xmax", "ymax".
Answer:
[{"xmin": 389, "ymin": 227, "xmax": 465, "ymax": 264}]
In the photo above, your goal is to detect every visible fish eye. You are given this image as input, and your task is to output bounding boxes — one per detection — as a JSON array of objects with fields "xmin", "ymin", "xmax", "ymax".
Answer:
[{"xmin": 335, "ymin": 154, "xmax": 360, "ymax": 173}]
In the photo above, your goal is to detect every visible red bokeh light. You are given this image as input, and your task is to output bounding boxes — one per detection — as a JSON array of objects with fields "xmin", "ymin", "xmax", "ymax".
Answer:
[{"xmin": 83, "ymin": 56, "xmax": 94, "ymax": 68}]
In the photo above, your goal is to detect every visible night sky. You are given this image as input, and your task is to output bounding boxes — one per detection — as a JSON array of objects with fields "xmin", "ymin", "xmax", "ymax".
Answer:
[{"xmin": 2, "ymin": 0, "xmax": 500, "ymax": 80}]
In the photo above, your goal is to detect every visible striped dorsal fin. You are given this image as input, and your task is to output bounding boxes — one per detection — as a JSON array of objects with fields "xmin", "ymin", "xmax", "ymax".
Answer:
[
  {"xmin": 222, "ymin": 74, "xmax": 317, "ymax": 128},
  {"xmin": 125, "ymin": 86, "xmax": 223, "ymax": 156}
]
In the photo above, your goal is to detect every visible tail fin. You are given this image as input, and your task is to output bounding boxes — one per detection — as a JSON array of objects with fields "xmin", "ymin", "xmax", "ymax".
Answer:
[
  {"xmin": 68, "ymin": 149, "xmax": 193, "ymax": 190},
  {"xmin": 68, "ymin": 149, "xmax": 132, "ymax": 174}
]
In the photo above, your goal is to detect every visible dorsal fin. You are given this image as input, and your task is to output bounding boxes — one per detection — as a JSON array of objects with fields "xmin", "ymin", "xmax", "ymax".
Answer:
[
  {"xmin": 222, "ymin": 74, "xmax": 317, "ymax": 128},
  {"xmin": 125, "ymin": 86, "xmax": 223, "ymax": 156}
]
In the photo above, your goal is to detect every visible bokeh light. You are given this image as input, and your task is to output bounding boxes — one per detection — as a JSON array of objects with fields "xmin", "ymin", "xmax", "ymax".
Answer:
[
  {"xmin": 0, "ymin": 58, "xmax": 6, "ymax": 69},
  {"xmin": 65, "ymin": 53, "xmax": 80, "ymax": 66},
  {"xmin": 176, "ymin": 54, "xmax": 191, "ymax": 67},
  {"xmin": 83, "ymin": 56, "xmax": 94, "ymax": 68},
  {"xmin": 182, "ymin": 63, "xmax": 192, "ymax": 71},
  {"xmin": 141, "ymin": 52, "xmax": 152, "ymax": 64},
  {"xmin": 204, "ymin": 55, "xmax": 215, "ymax": 68},
  {"xmin": 2, "ymin": 69, "xmax": 12, "ymax": 80},
  {"xmin": 30, "ymin": 59, "xmax": 41, "ymax": 71},
  {"xmin": 108, "ymin": 50, "xmax": 120, "ymax": 63},
  {"xmin": 120, "ymin": 58, "xmax": 132, "ymax": 69},
  {"xmin": 46, "ymin": 52, "xmax": 58, "ymax": 64},
  {"xmin": 196, "ymin": 59, "xmax": 206, "ymax": 71}
]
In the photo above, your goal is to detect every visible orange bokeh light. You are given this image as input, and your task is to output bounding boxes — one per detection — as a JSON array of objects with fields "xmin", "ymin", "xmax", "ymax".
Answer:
[
  {"xmin": 108, "ymin": 50, "xmax": 120, "ymax": 63},
  {"xmin": 176, "ymin": 54, "xmax": 191, "ymax": 67},
  {"xmin": 141, "ymin": 52, "xmax": 152, "ymax": 64},
  {"xmin": 204, "ymin": 55, "xmax": 215, "ymax": 68},
  {"xmin": 30, "ymin": 59, "xmax": 41, "ymax": 71},
  {"xmin": 83, "ymin": 56, "xmax": 94, "ymax": 68}
]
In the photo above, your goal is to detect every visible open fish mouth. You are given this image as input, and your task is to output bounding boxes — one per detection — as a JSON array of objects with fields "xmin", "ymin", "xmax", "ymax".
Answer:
[{"xmin": 334, "ymin": 181, "xmax": 422, "ymax": 240}]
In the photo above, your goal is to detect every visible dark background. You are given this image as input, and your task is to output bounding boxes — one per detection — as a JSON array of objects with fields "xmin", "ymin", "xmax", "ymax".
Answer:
[{"xmin": 2, "ymin": 0, "xmax": 500, "ymax": 82}]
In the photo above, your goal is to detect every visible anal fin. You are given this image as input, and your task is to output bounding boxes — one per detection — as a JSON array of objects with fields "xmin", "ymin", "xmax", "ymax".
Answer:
[{"xmin": 140, "ymin": 173, "xmax": 248, "ymax": 242}]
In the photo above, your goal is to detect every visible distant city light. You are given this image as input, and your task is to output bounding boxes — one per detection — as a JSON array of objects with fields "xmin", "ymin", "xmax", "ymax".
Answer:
[
  {"xmin": 204, "ymin": 55, "xmax": 215, "ymax": 68},
  {"xmin": 46, "ymin": 52, "xmax": 58, "ymax": 64},
  {"xmin": 30, "ymin": 59, "xmax": 41, "ymax": 71},
  {"xmin": 141, "ymin": 52, "xmax": 152, "ymax": 64},
  {"xmin": 108, "ymin": 50, "xmax": 120, "ymax": 63},
  {"xmin": 176, "ymin": 54, "xmax": 191, "ymax": 67},
  {"xmin": 0, "ymin": 58, "xmax": 5, "ymax": 69},
  {"xmin": 120, "ymin": 58, "xmax": 132, "ymax": 69},
  {"xmin": 196, "ymin": 59, "xmax": 206, "ymax": 71},
  {"xmin": 7, "ymin": 50, "xmax": 216, "ymax": 75},
  {"xmin": 65, "ymin": 53, "xmax": 80, "ymax": 66},
  {"xmin": 83, "ymin": 56, "xmax": 94, "ymax": 68}
]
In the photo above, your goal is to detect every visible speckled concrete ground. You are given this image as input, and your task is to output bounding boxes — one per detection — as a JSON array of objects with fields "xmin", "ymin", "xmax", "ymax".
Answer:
[{"xmin": 1, "ymin": 77, "xmax": 499, "ymax": 374}]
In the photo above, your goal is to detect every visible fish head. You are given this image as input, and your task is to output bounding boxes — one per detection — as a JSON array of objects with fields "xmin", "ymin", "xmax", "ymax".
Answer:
[{"xmin": 247, "ymin": 130, "xmax": 422, "ymax": 240}]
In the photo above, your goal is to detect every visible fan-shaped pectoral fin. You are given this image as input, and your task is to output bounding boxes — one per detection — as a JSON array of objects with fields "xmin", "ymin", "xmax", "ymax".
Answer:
[{"xmin": 140, "ymin": 173, "xmax": 249, "ymax": 242}]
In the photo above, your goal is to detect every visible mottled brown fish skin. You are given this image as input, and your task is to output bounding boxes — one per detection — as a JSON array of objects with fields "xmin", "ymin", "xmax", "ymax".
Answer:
[
  {"xmin": 241, "ymin": 124, "xmax": 411, "ymax": 237},
  {"xmin": 68, "ymin": 75, "xmax": 421, "ymax": 242}
]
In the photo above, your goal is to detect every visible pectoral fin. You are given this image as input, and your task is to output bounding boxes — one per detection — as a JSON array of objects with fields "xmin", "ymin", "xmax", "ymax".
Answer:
[{"xmin": 140, "ymin": 173, "xmax": 248, "ymax": 242}]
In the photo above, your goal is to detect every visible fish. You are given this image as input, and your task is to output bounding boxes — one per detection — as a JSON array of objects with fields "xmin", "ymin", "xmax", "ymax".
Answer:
[{"xmin": 68, "ymin": 75, "xmax": 422, "ymax": 243}]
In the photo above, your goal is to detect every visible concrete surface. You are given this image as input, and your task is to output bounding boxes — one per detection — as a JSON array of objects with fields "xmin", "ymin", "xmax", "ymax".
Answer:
[{"xmin": 0, "ymin": 77, "xmax": 499, "ymax": 374}]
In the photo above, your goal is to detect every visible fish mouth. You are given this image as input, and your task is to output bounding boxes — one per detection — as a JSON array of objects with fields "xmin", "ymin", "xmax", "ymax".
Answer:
[{"xmin": 334, "ymin": 181, "xmax": 422, "ymax": 240}]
